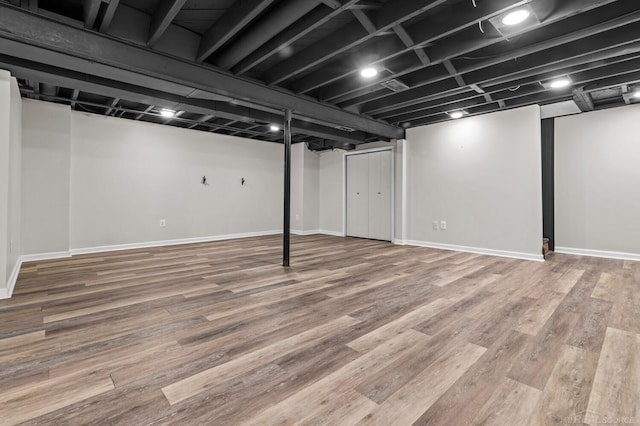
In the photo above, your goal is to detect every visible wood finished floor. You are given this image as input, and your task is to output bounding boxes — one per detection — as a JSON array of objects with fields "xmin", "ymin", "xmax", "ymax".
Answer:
[{"xmin": 1, "ymin": 235, "xmax": 639, "ymax": 425}]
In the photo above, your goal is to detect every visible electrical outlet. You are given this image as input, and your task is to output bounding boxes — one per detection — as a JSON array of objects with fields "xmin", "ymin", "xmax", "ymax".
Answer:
[
  {"xmin": 295, "ymin": 214, "xmax": 300, "ymax": 221},
  {"xmin": 440, "ymin": 221, "xmax": 447, "ymax": 230},
  {"xmin": 432, "ymin": 221, "xmax": 439, "ymax": 230},
  {"xmin": 159, "ymin": 219, "xmax": 166, "ymax": 228}
]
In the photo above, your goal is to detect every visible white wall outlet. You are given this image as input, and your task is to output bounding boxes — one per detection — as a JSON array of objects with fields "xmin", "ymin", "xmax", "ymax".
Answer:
[
  {"xmin": 440, "ymin": 221, "xmax": 447, "ymax": 230},
  {"xmin": 295, "ymin": 214, "xmax": 300, "ymax": 221},
  {"xmin": 159, "ymin": 219, "xmax": 166, "ymax": 228},
  {"xmin": 432, "ymin": 221, "xmax": 439, "ymax": 230}
]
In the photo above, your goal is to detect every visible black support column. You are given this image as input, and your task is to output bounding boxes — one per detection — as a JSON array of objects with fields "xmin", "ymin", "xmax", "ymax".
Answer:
[
  {"xmin": 283, "ymin": 109, "xmax": 292, "ymax": 266},
  {"xmin": 541, "ymin": 118, "xmax": 555, "ymax": 251}
]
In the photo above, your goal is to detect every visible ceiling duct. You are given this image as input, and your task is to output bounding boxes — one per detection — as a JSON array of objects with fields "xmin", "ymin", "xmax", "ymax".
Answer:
[{"xmin": 380, "ymin": 79, "xmax": 410, "ymax": 92}]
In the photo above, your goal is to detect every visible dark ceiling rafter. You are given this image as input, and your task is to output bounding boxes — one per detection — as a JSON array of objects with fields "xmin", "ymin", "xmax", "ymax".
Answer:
[
  {"xmin": 0, "ymin": 3, "xmax": 403, "ymax": 141},
  {"xmin": 99, "ymin": 0, "xmax": 119, "ymax": 33},
  {"xmin": 83, "ymin": 0, "xmax": 100, "ymax": 29},
  {"xmin": 147, "ymin": 0, "xmax": 188, "ymax": 46},
  {"xmin": 263, "ymin": 0, "xmax": 449, "ymax": 85},
  {"xmin": 233, "ymin": 0, "xmax": 360, "ymax": 75},
  {"xmin": 291, "ymin": 0, "xmax": 529, "ymax": 97},
  {"xmin": 2, "ymin": 0, "xmax": 639, "ymax": 150},
  {"xmin": 354, "ymin": 6, "xmax": 640, "ymax": 116},
  {"xmin": 196, "ymin": 0, "xmax": 275, "ymax": 63},
  {"xmin": 333, "ymin": 0, "xmax": 621, "ymax": 110},
  {"xmin": 215, "ymin": 0, "xmax": 322, "ymax": 70},
  {"xmin": 380, "ymin": 52, "xmax": 640, "ymax": 124}
]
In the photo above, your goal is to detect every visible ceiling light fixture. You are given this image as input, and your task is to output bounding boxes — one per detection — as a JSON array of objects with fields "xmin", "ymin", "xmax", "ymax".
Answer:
[
  {"xmin": 160, "ymin": 108, "xmax": 176, "ymax": 118},
  {"xmin": 549, "ymin": 78, "xmax": 572, "ymax": 89},
  {"xmin": 501, "ymin": 9, "xmax": 530, "ymax": 26},
  {"xmin": 270, "ymin": 125, "xmax": 280, "ymax": 131},
  {"xmin": 633, "ymin": 90, "xmax": 640, "ymax": 99},
  {"xmin": 360, "ymin": 67, "xmax": 378, "ymax": 78},
  {"xmin": 449, "ymin": 111, "xmax": 465, "ymax": 119}
]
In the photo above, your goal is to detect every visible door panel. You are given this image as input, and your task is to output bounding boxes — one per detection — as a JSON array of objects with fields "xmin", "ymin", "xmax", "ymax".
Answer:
[
  {"xmin": 346, "ymin": 154, "xmax": 369, "ymax": 238},
  {"xmin": 368, "ymin": 151, "xmax": 392, "ymax": 241}
]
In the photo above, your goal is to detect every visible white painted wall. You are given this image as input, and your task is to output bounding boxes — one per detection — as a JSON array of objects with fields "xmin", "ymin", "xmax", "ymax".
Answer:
[
  {"xmin": 21, "ymin": 100, "xmax": 71, "ymax": 256},
  {"xmin": 291, "ymin": 143, "xmax": 304, "ymax": 232},
  {"xmin": 303, "ymin": 147, "xmax": 320, "ymax": 232},
  {"xmin": 0, "ymin": 70, "xmax": 22, "ymax": 294},
  {"xmin": 405, "ymin": 105, "xmax": 543, "ymax": 260},
  {"xmin": 555, "ymin": 104, "xmax": 640, "ymax": 257},
  {"xmin": 69, "ymin": 111, "xmax": 283, "ymax": 250},
  {"xmin": 318, "ymin": 149, "xmax": 345, "ymax": 235}
]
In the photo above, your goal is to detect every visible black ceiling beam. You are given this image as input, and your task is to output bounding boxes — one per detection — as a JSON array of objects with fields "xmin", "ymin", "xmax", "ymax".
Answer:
[
  {"xmin": 83, "ymin": 0, "xmax": 100, "ymax": 29},
  {"xmin": 0, "ymin": 4, "xmax": 403, "ymax": 140},
  {"xmin": 99, "ymin": 0, "xmax": 119, "ymax": 33},
  {"xmin": 326, "ymin": 0, "xmax": 619, "ymax": 108},
  {"xmin": 263, "ymin": 0, "xmax": 448, "ymax": 85},
  {"xmin": 147, "ymin": 0, "xmax": 187, "ymax": 46},
  {"xmin": 292, "ymin": 0, "xmax": 526, "ymax": 96},
  {"xmin": 396, "ymin": 60, "xmax": 640, "ymax": 126},
  {"xmin": 359, "ymin": 14, "xmax": 640, "ymax": 116},
  {"xmin": 0, "ymin": 55, "xmax": 372, "ymax": 145},
  {"xmin": 380, "ymin": 52, "xmax": 640, "ymax": 123},
  {"xmin": 196, "ymin": 0, "xmax": 275, "ymax": 62},
  {"xmin": 374, "ymin": 43, "xmax": 640, "ymax": 122},
  {"xmin": 215, "ymin": 0, "xmax": 322, "ymax": 70},
  {"xmin": 233, "ymin": 0, "xmax": 359, "ymax": 75}
]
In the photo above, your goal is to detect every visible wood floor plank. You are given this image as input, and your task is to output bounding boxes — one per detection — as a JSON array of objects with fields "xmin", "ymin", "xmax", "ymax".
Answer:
[
  {"xmin": 586, "ymin": 327, "xmax": 640, "ymax": 424},
  {"xmin": 0, "ymin": 235, "xmax": 637, "ymax": 425}
]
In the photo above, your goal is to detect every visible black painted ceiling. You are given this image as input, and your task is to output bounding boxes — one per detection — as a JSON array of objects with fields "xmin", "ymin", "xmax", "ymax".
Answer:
[{"xmin": 1, "ymin": 0, "xmax": 639, "ymax": 149}]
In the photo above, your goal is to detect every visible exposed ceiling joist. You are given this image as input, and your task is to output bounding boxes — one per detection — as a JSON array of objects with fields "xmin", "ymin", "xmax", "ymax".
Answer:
[
  {"xmin": 148, "ymin": 0, "xmax": 188, "ymax": 46},
  {"xmin": 233, "ymin": 0, "xmax": 360, "ymax": 75},
  {"xmin": 264, "ymin": 0, "xmax": 448, "ymax": 85},
  {"xmin": 216, "ymin": 0, "xmax": 322, "ymax": 70},
  {"xmin": 196, "ymin": 0, "xmax": 274, "ymax": 62},
  {"xmin": 0, "ymin": 4, "xmax": 403, "ymax": 140},
  {"xmin": 82, "ymin": 0, "xmax": 100, "ymax": 29},
  {"xmin": 99, "ymin": 0, "xmax": 120, "ymax": 33},
  {"xmin": 572, "ymin": 88, "xmax": 595, "ymax": 112}
]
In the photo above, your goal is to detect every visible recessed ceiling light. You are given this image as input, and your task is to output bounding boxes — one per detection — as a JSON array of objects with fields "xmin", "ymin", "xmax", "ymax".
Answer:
[
  {"xmin": 633, "ymin": 90, "xmax": 640, "ymax": 99},
  {"xmin": 549, "ymin": 78, "xmax": 572, "ymax": 89},
  {"xmin": 270, "ymin": 125, "xmax": 280, "ymax": 131},
  {"xmin": 360, "ymin": 67, "xmax": 378, "ymax": 78},
  {"xmin": 449, "ymin": 111, "xmax": 464, "ymax": 119},
  {"xmin": 502, "ymin": 9, "xmax": 530, "ymax": 26},
  {"xmin": 160, "ymin": 108, "xmax": 176, "ymax": 118}
]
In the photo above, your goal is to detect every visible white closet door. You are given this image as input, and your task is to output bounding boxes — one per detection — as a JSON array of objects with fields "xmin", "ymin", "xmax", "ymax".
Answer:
[
  {"xmin": 346, "ymin": 154, "xmax": 370, "ymax": 238},
  {"xmin": 368, "ymin": 150, "xmax": 392, "ymax": 241}
]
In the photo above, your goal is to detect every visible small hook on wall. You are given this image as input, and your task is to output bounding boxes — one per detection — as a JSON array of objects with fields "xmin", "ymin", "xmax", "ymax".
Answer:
[
  {"xmin": 201, "ymin": 176, "xmax": 209, "ymax": 186},
  {"xmin": 241, "ymin": 177, "xmax": 246, "ymax": 186}
]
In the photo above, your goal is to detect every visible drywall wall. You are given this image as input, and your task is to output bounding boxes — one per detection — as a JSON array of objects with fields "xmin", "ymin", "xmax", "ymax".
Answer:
[
  {"xmin": 291, "ymin": 143, "xmax": 304, "ymax": 232},
  {"xmin": 69, "ymin": 111, "xmax": 283, "ymax": 250},
  {"xmin": 555, "ymin": 104, "xmax": 640, "ymax": 257},
  {"xmin": 0, "ymin": 70, "xmax": 22, "ymax": 295},
  {"xmin": 21, "ymin": 99, "xmax": 71, "ymax": 256},
  {"xmin": 405, "ymin": 105, "xmax": 543, "ymax": 260},
  {"xmin": 303, "ymin": 147, "xmax": 320, "ymax": 232},
  {"xmin": 318, "ymin": 149, "xmax": 345, "ymax": 235}
]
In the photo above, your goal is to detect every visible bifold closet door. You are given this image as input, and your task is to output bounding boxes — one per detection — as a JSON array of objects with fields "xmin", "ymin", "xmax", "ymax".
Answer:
[
  {"xmin": 346, "ymin": 153, "xmax": 370, "ymax": 238},
  {"xmin": 347, "ymin": 151, "xmax": 392, "ymax": 241},
  {"xmin": 368, "ymin": 150, "xmax": 392, "ymax": 241}
]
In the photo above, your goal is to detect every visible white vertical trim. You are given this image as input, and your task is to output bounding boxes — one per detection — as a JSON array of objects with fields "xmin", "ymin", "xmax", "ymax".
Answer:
[
  {"xmin": 0, "ymin": 256, "xmax": 23, "ymax": 299},
  {"xmin": 400, "ymin": 139, "xmax": 408, "ymax": 243},
  {"xmin": 343, "ymin": 146, "xmax": 395, "ymax": 242}
]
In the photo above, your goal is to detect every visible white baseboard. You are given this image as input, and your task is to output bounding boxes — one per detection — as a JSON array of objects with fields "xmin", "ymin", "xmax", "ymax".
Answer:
[
  {"xmin": 404, "ymin": 240, "xmax": 545, "ymax": 262},
  {"xmin": 291, "ymin": 229, "xmax": 324, "ymax": 236},
  {"xmin": 555, "ymin": 247, "xmax": 640, "ymax": 262},
  {"xmin": 317, "ymin": 230, "xmax": 344, "ymax": 237},
  {"xmin": 70, "ymin": 230, "xmax": 283, "ymax": 255},
  {"xmin": 393, "ymin": 239, "xmax": 407, "ymax": 245},
  {"xmin": 0, "ymin": 257, "xmax": 23, "ymax": 300},
  {"xmin": 21, "ymin": 251, "xmax": 72, "ymax": 262}
]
